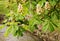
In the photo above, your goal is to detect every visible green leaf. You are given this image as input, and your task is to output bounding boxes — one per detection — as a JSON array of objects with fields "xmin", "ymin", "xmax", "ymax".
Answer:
[
  {"xmin": 51, "ymin": 11, "xmax": 59, "ymax": 27},
  {"xmin": 29, "ymin": 18, "xmax": 39, "ymax": 32},
  {"xmin": 11, "ymin": 25, "xmax": 18, "ymax": 35},
  {"xmin": 38, "ymin": 0, "xmax": 46, "ymax": 7},
  {"xmin": 0, "ymin": 25, "xmax": 5, "ymax": 30},
  {"xmin": 23, "ymin": 6, "xmax": 29, "ymax": 16},
  {"xmin": 48, "ymin": 22, "xmax": 55, "ymax": 32},
  {"xmin": 11, "ymin": 3, "xmax": 17, "ymax": 12},
  {"xmin": 42, "ymin": 20, "xmax": 55, "ymax": 32},
  {"xmin": 42, "ymin": 21, "xmax": 48, "ymax": 32},
  {"xmin": 4, "ymin": 26, "xmax": 12, "ymax": 37},
  {"xmin": 49, "ymin": 0, "xmax": 57, "ymax": 6},
  {"xmin": 22, "ymin": 25, "xmax": 29, "ymax": 30},
  {"xmin": 15, "ymin": 14, "xmax": 24, "ymax": 21}
]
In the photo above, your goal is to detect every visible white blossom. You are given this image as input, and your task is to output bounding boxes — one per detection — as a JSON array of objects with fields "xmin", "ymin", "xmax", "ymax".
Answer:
[
  {"xmin": 18, "ymin": 3, "xmax": 23, "ymax": 13},
  {"xmin": 36, "ymin": 4, "xmax": 44, "ymax": 14},
  {"xmin": 45, "ymin": 1, "xmax": 51, "ymax": 10}
]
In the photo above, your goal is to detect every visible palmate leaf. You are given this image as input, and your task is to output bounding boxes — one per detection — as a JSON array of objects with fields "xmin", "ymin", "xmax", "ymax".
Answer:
[
  {"xmin": 42, "ymin": 20, "xmax": 55, "ymax": 32},
  {"xmin": 11, "ymin": 25, "xmax": 18, "ymax": 36},
  {"xmin": 49, "ymin": 0, "xmax": 58, "ymax": 6},
  {"xmin": 4, "ymin": 21, "xmax": 18, "ymax": 37},
  {"xmin": 42, "ymin": 20, "xmax": 49, "ymax": 32},
  {"xmin": 13, "ymin": 26, "xmax": 25, "ymax": 36},
  {"xmin": 29, "ymin": 19, "xmax": 36, "ymax": 32},
  {"xmin": 29, "ymin": 18, "xmax": 39, "ymax": 32},
  {"xmin": 51, "ymin": 11, "xmax": 59, "ymax": 27},
  {"xmin": 4, "ymin": 26, "xmax": 12, "ymax": 37},
  {"xmin": 48, "ymin": 22, "xmax": 55, "ymax": 32}
]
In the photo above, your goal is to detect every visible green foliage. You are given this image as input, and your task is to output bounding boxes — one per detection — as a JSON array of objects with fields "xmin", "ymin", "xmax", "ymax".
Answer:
[
  {"xmin": 0, "ymin": 25, "xmax": 5, "ymax": 30},
  {"xmin": 0, "ymin": 0, "xmax": 60, "ymax": 37}
]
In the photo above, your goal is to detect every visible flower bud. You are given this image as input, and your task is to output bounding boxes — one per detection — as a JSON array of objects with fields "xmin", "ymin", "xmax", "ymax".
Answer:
[
  {"xmin": 45, "ymin": 1, "xmax": 51, "ymax": 10},
  {"xmin": 36, "ymin": 4, "xmax": 44, "ymax": 14},
  {"xmin": 17, "ymin": 3, "xmax": 23, "ymax": 13}
]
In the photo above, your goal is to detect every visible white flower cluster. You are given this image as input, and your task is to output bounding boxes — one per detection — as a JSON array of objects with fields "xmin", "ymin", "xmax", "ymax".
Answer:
[{"xmin": 17, "ymin": 3, "xmax": 23, "ymax": 13}]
